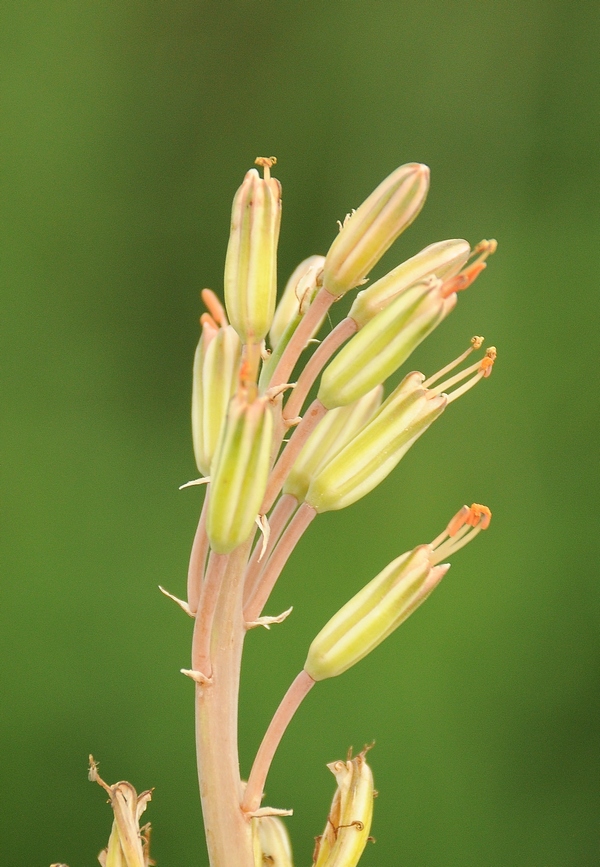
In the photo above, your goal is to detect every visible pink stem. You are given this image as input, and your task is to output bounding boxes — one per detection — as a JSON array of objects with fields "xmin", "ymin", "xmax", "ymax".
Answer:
[
  {"xmin": 261, "ymin": 399, "xmax": 328, "ymax": 515},
  {"xmin": 283, "ymin": 317, "xmax": 357, "ymax": 421},
  {"xmin": 242, "ymin": 670, "xmax": 316, "ymax": 814},
  {"xmin": 244, "ymin": 503, "xmax": 316, "ymax": 624},
  {"xmin": 194, "ymin": 542, "xmax": 255, "ymax": 867},
  {"xmin": 187, "ymin": 487, "xmax": 210, "ymax": 615},
  {"xmin": 192, "ymin": 551, "xmax": 230, "ymax": 677},
  {"xmin": 243, "ymin": 493, "xmax": 298, "ymax": 608},
  {"xmin": 267, "ymin": 287, "xmax": 336, "ymax": 390}
]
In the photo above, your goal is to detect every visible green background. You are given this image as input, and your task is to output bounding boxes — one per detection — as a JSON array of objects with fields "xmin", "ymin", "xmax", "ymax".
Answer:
[{"xmin": 2, "ymin": 2, "xmax": 599, "ymax": 864}]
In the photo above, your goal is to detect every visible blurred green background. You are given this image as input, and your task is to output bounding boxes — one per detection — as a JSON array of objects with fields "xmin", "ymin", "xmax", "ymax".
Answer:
[{"xmin": 2, "ymin": 2, "xmax": 599, "ymax": 864}]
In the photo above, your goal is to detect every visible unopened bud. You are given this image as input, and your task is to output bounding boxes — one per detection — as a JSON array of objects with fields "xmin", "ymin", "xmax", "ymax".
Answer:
[
  {"xmin": 192, "ymin": 323, "xmax": 241, "ymax": 475},
  {"xmin": 322, "ymin": 163, "xmax": 429, "ymax": 298},
  {"xmin": 224, "ymin": 161, "xmax": 282, "ymax": 343},
  {"xmin": 313, "ymin": 747, "xmax": 375, "ymax": 867},
  {"xmin": 270, "ymin": 255, "xmax": 325, "ymax": 350},
  {"xmin": 305, "ymin": 503, "xmax": 491, "ymax": 681},
  {"xmin": 207, "ymin": 391, "xmax": 273, "ymax": 554},
  {"xmin": 349, "ymin": 238, "xmax": 470, "ymax": 327},
  {"xmin": 305, "ymin": 545, "xmax": 448, "ymax": 681},
  {"xmin": 252, "ymin": 814, "xmax": 294, "ymax": 867},
  {"xmin": 307, "ymin": 375, "xmax": 446, "ymax": 513},
  {"xmin": 318, "ymin": 278, "xmax": 452, "ymax": 409},
  {"xmin": 284, "ymin": 386, "xmax": 383, "ymax": 503}
]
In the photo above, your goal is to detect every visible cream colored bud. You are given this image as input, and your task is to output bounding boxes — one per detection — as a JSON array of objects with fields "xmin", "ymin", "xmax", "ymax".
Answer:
[
  {"xmin": 322, "ymin": 162, "xmax": 429, "ymax": 298},
  {"xmin": 306, "ymin": 380, "xmax": 447, "ymax": 513},
  {"xmin": 270, "ymin": 255, "xmax": 325, "ymax": 349},
  {"xmin": 305, "ymin": 546, "xmax": 448, "ymax": 682},
  {"xmin": 283, "ymin": 386, "xmax": 383, "ymax": 503},
  {"xmin": 313, "ymin": 748, "xmax": 374, "ymax": 867},
  {"xmin": 192, "ymin": 324, "xmax": 242, "ymax": 475},
  {"xmin": 318, "ymin": 278, "xmax": 452, "ymax": 409},
  {"xmin": 252, "ymin": 814, "xmax": 294, "ymax": 867},
  {"xmin": 349, "ymin": 238, "xmax": 470, "ymax": 327},
  {"xmin": 207, "ymin": 391, "xmax": 274, "ymax": 554},
  {"xmin": 224, "ymin": 166, "xmax": 282, "ymax": 343}
]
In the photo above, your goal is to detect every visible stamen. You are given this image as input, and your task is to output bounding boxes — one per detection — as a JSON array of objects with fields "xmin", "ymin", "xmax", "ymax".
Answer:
[
  {"xmin": 423, "ymin": 337, "xmax": 485, "ymax": 388},
  {"xmin": 429, "ymin": 357, "xmax": 482, "ymax": 396},
  {"xmin": 429, "ymin": 503, "xmax": 492, "ymax": 564},
  {"xmin": 255, "ymin": 155, "xmax": 277, "ymax": 181},
  {"xmin": 441, "ymin": 261, "xmax": 487, "ymax": 298},
  {"xmin": 200, "ymin": 313, "xmax": 219, "ymax": 345},
  {"xmin": 201, "ymin": 288, "xmax": 228, "ymax": 327}
]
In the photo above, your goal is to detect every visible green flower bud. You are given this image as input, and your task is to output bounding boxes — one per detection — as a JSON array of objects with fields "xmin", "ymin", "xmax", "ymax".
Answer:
[
  {"xmin": 307, "ymin": 377, "xmax": 447, "ymax": 513},
  {"xmin": 283, "ymin": 386, "xmax": 382, "ymax": 503},
  {"xmin": 313, "ymin": 748, "xmax": 374, "ymax": 867},
  {"xmin": 192, "ymin": 323, "xmax": 242, "ymax": 476},
  {"xmin": 269, "ymin": 255, "xmax": 325, "ymax": 350},
  {"xmin": 322, "ymin": 162, "xmax": 429, "ymax": 298},
  {"xmin": 252, "ymin": 814, "xmax": 294, "ymax": 867},
  {"xmin": 305, "ymin": 502, "xmax": 491, "ymax": 681},
  {"xmin": 317, "ymin": 278, "xmax": 453, "ymax": 409},
  {"xmin": 349, "ymin": 238, "xmax": 470, "ymax": 327},
  {"xmin": 224, "ymin": 160, "xmax": 282, "ymax": 344},
  {"xmin": 305, "ymin": 547, "xmax": 447, "ymax": 681},
  {"xmin": 207, "ymin": 390, "xmax": 273, "ymax": 554}
]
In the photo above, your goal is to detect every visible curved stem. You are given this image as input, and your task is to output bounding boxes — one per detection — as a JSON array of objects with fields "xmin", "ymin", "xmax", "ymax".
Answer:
[
  {"xmin": 267, "ymin": 287, "xmax": 336, "ymax": 390},
  {"xmin": 187, "ymin": 487, "xmax": 210, "ymax": 615},
  {"xmin": 283, "ymin": 317, "xmax": 357, "ymax": 421},
  {"xmin": 243, "ymin": 493, "xmax": 298, "ymax": 608},
  {"xmin": 262, "ymin": 399, "xmax": 328, "ymax": 515},
  {"xmin": 244, "ymin": 503, "xmax": 316, "ymax": 624},
  {"xmin": 242, "ymin": 670, "xmax": 316, "ymax": 814}
]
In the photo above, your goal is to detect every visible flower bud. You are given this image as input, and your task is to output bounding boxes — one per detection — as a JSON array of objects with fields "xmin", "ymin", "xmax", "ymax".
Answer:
[
  {"xmin": 349, "ymin": 238, "xmax": 470, "ymax": 327},
  {"xmin": 305, "ymin": 503, "xmax": 491, "ymax": 681},
  {"xmin": 317, "ymin": 277, "xmax": 452, "ymax": 409},
  {"xmin": 307, "ymin": 376, "xmax": 446, "ymax": 513},
  {"xmin": 269, "ymin": 255, "xmax": 325, "ymax": 350},
  {"xmin": 206, "ymin": 390, "xmax": 273, "ymax": 554},
  {"xmin": 313, "ymin": 748, "xmax": 374, "ymax": 867},
  {"xmin": 192, "ymin": 323, "xmax": 242, "ymax": 475},
  {"xmin": 252, "ymin": 814, "xmax": 294, "ymax": 867},
  {"xmin": 224, "ymin": 161, "xmax": 282, "ymax": 343},
  {"xmin": 283, "ymin": 386, "xmax": 383, "ymax": 503},
  {"xmin": 322, "ymin": 162, "xmax": 429, "ymax": 298}
]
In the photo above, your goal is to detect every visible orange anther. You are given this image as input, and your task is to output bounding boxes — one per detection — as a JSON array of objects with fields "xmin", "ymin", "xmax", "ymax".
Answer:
[
  {"xmin": 468, "ymin": 504, "xmax": 492, "ymax": 529},
  {"xmin": 446, "ymin": 505, "xmax": 471, "ymax": 536},
  {"xmin": 254, "ymin": 156, "xmax": 277, "ymax": 169},
  {"xmin": 479, "ymin": 347, "xmax": 496, "ymax": 378},
  {"xmin": 201, "ymin": 288, "xmax": 228, "ymax": 327},
  {"xmin": 441, "ymin": 261, "xmax": 487, "ymax": 298}
]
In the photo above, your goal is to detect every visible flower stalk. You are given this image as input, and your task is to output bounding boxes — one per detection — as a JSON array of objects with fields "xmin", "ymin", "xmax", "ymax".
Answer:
[{"xmin": 162, "ymin": 158, "xmax": 499, "ymax": 867}]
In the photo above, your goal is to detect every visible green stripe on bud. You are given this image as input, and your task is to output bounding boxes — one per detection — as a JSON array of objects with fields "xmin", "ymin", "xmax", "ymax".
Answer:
[
  {"xmin": 305, "ymin": 547, "xmax": 448, "ymax": 682},
  {"xmin": 349, "ymin": 238, "xmax": 470, "ymax": 327},
  {"xmin": 307, "ymin": 377, "xmax": 447, "ymax": 513},
  {"xmin": 224, "ymin": 165, "xmax": 282, "ymax": 344},
  {"xmin": 283, "ymin": 386, "xmax": 383, "ymax": 503},
  {"xmin": 192, "ymin": 324, "xmax": 242, "ymax": 476},
  {"xmin": 206, "ymin": 390, "xmax": 274, "ymax": 554},
  {"xmin": 313, "ymin": 748, "xmax": 375, "ymax": 867},
  {"xmin": 318, "ymin": 278, "xmax": 452, "ymax": 409},
  {"xmin": 322, "ymin": 162, "xmax": 429, "ymax": 298},
  {"xmin": 252, "ymin": 814, "xmax": 294, "ymax": 867}
]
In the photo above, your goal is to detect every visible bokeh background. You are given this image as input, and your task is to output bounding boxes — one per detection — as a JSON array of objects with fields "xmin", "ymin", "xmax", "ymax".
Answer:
[{"xmin": 2, "ymin": 2, "xmax": 599, "ymax": 864}]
